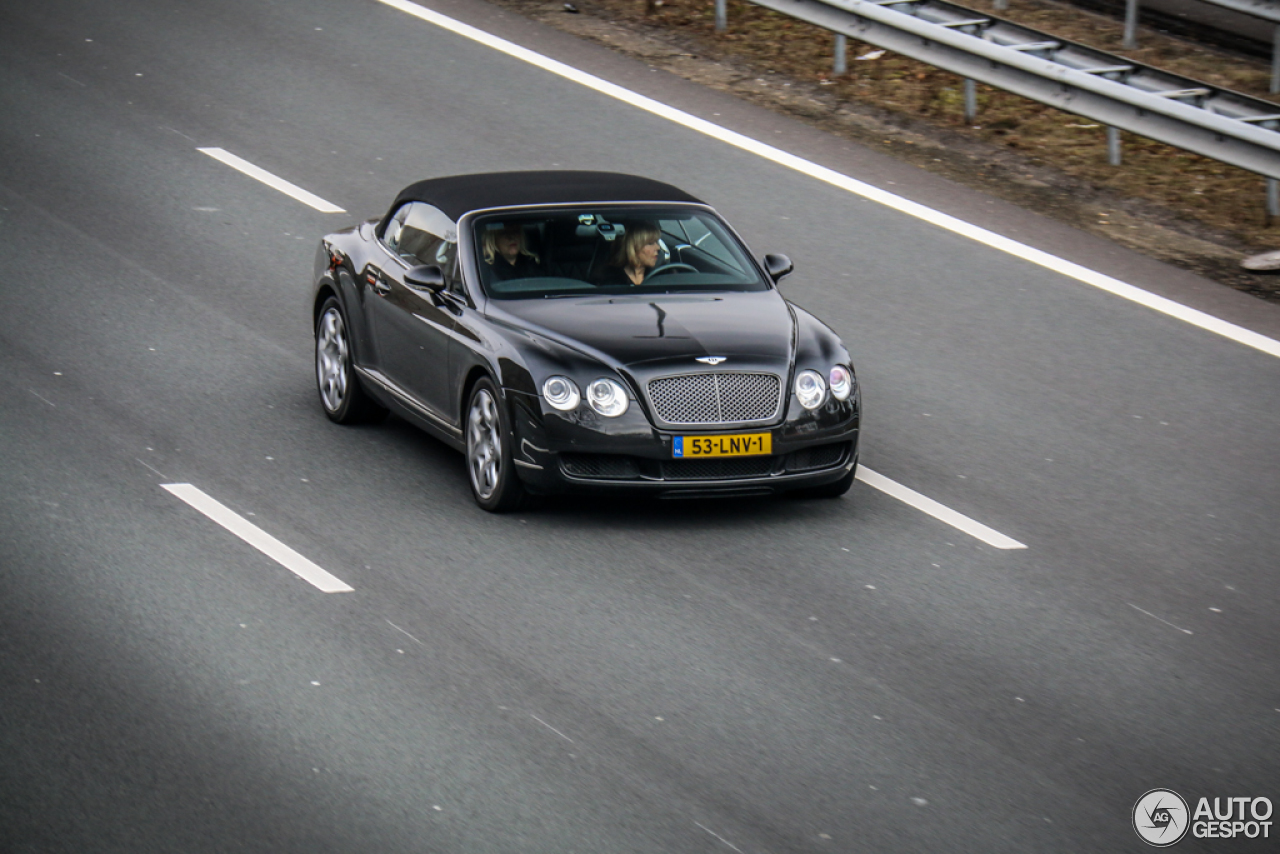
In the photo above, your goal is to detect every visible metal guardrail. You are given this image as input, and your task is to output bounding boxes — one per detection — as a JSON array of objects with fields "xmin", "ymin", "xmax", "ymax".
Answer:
[{"xmin": 714, "ymin": 0, "xmax": 1280, "ymax": 210}]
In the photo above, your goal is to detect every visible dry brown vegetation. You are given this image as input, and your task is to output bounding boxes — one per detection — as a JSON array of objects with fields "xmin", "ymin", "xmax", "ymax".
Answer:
[{"xmin": 703, "ymin": 0, "xmax": 1273, "ymax": 234}]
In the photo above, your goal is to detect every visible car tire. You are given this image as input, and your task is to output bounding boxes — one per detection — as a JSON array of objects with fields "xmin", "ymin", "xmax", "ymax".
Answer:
[
  {"xmin": 465, "ymin": 378, "xmax": 529, "ymax": 512},
  {"xmin": 315, "ymin": 296, "xmax": 385, "ymax": 424},
  {"xmin": 794, "ymin": 466, "xmax": 855, "ymax": 499}
]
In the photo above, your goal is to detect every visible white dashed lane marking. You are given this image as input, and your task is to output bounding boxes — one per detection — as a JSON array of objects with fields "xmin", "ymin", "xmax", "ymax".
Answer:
[
  {"xmin": 162, "ymin": 483, "xmax": 354, "ymax": 593},
  {"xmin": 857, "ymin": 466, "xmax": 1026, "ymax": 550},
  {"xmin": 1128, "ymin": 602, "xmax": 1194, "ymax": 635},
  {"xmin": 197, "ymin": 147, "xmax": 345, "ymax": 213}
]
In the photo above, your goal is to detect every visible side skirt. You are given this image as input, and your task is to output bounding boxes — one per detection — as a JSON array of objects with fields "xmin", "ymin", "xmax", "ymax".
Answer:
[{"xmin": 356, "ymin": 366, "xmax": 466, "ymax": 452}]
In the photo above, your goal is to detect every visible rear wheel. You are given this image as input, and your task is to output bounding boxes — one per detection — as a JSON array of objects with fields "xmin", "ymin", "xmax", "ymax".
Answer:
[
  {"xmin": 465, "ymin": 378, "xmax": 529, "ymax": 512},
  {"xmin": 315, "ymin": 297, "xmax": 385, "ymax": 424}
]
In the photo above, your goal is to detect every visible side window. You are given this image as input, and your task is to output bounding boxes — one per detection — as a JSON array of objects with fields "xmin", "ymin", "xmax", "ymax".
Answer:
[{"xmin": 381, "ymin": 202, "xmax": 457, "ymax": 270}]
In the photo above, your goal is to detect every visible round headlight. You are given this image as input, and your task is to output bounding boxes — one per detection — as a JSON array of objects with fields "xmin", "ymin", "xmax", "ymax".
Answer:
[
  {"xmin": 795, "ymin": 369, "xmax": 827, "ymax": 410},
  {"xmin": 542, "ymin": 376, "xmax": 580, "ymax": 411},
  {"xmin": 829, "ymin": 365, "xmax": 853, "ymax": 401},
  {"xmin": 586, "ymin": 378, "xmax": 629, "ymax": 417}
]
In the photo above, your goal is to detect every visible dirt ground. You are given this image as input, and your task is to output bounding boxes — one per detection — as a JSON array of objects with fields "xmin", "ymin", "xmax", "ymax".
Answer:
[{"xmin": 489, "ymin": 0, "xmax": 1280, "ymax": 299}]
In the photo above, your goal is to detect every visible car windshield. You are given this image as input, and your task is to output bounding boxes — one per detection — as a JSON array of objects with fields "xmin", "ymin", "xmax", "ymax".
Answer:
[{"xmin": 471, "ymin": 207, "xmax": 770, "ymax": 299}]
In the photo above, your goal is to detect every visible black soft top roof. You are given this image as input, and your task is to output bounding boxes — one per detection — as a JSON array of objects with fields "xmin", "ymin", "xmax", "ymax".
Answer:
[{"xmin": 388, "ymin": 171, "xmax": 705, "ymax": 222}]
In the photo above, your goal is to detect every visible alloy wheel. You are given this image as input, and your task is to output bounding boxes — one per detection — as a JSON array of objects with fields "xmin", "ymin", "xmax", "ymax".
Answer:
[
  {"xmin": 316, "ymin": 307, "xmax": 349, "ymax": 413},
  {"xmin": 467, "ymin": 388, "xmax": 502, "ymax": 501}
]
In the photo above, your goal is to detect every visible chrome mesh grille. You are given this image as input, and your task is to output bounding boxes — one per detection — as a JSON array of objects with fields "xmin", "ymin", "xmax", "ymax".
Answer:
[{"xmin": 647, "ymin": 372, "xmax": 781, "ymax": 425}]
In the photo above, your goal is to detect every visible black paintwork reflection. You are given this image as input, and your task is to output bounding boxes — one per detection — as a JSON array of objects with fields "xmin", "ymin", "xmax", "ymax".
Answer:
[{"xmin": 488, "ymin": 291, "xmax": 791, "ymax": 367}]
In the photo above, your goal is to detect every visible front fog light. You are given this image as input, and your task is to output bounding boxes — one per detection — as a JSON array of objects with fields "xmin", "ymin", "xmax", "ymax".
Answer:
[
  {"xmin": 542, "ymin": 376, "xmax": 580, "ymax": 411},
  {"xmin": 829, "ymin": 365, "xmax": 853, "ymax": 401},
  {"xmin": 586, "ymin": 378, "xmax": 629, "ymax": 417},
  {"xmin": 795, "ymin": 369, "xmax": 826, "ymax": 410}
]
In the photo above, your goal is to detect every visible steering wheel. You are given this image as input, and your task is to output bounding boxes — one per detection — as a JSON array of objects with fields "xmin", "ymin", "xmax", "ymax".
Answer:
[{"xmin": 647, "ymin": 263, "xmax": 698, "ymax": 278}]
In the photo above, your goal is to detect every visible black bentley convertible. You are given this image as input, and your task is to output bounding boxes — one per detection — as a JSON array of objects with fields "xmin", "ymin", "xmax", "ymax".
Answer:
[{"xmin": 312, "ymin": 172, "xmax": 860, "ymax": 511}]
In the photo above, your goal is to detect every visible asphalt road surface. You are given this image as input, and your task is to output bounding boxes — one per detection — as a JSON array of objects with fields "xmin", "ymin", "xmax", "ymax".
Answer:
[{"xmin": 2, "ymin": 0, "xmax": 1278, "ymax": 851}]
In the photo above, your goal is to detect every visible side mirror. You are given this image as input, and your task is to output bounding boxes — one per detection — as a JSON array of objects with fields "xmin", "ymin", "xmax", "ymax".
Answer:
[
  {"xmin": 763, "ymin": 254, "xmax": 793, "ymax": 283},
  {"xmin": 405, "ymin": 264, "xmax": 446, "ymax": 291}
]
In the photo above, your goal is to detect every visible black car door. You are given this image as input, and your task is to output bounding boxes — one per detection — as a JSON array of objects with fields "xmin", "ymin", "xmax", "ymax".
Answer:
[{"xmin": 364, "ymin": 203, "xmax": 458, "ymax": 428}]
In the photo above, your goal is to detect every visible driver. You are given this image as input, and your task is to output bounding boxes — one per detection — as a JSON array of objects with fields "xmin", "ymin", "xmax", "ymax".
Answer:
[
  {"xmin": 594, "ymin": 221, "xmax": 661, "ymax": 286},
  {"xmin": 481, "ymin": 223, "xmax": 543, "ymax": 282}
]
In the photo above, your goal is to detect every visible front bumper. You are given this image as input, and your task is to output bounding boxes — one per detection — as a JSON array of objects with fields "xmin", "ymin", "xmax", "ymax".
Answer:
[{"xmin": 505, "ymin": 389, "xmax": 860, "ymax": 497}]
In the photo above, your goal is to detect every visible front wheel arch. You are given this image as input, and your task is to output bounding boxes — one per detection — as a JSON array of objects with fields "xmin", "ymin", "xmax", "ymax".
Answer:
[
  {"xmin": 458, "ymin": 366, "xmax": 493, "ymax": 431},
  {"xmin": 313, "ymin": 284, "xmax": 338, "ymax": 331}
]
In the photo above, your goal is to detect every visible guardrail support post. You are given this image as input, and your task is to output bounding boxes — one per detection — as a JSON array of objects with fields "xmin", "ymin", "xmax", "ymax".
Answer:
[
  {"xmin": 834, "ymin": 33, "xmax": 847, "ymax": 75},
  {"xmin": 715, "ymin": 0, "xmax": 727, "ymax": 33},
  {"xmin": 964, "ymin": 78, "xmax": 977, "ymax": 124},
  {"xmin": 1273, "ymin": 24, "xmax": 1279, "ymax": 94},
  {"xmin": 1123, "ymin": 0, "xmax": 1139, "ymax": 50},
  {"xmin": 993, "ymin": 0, "xmax": 1007, "ymax": 12},
  {"xmin": 1269, "ymin": 178, "xmax": 1279, "ymax": 221},
  {"xmin": 1107, "ymin": 126, "xmax": 1122, "ymax": 165}
]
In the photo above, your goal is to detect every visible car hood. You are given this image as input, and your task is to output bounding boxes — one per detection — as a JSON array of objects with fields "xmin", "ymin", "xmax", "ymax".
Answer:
[{"xmin": 487, "ymin": 291, "xmax": 795, "ymax": 368}]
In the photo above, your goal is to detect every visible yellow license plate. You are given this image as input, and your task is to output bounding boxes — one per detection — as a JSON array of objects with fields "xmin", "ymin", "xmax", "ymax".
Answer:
[{"xmin": 673, "ymin": 432, "xmax": 772, "ymax": 458}]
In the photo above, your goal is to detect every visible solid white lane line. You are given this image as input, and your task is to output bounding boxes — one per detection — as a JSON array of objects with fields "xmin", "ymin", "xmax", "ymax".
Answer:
[
  {"xmin": 197, "ymin": 147, "xmax": 345, "ymax": 213},
  {"xmin": 161, "ymin": 483, "xmax": 354, "ymax": 593},
  {"xmin": 386, "ymin": 618, "xmax": 426, "ymax": 645},
  {"xmin": 856, "ymin": 466, "xmax": 1027, "ymax": 550},
  {"xmin": 1128, "ymin": 603, "xmax": 1194, "ymax": 635},
  {"xmin": 377, "ymin": 0, "xmax": 1280, "ymax": 361},
  {"xmin": 694, "ymin": 822, "xmax": 746, "ymax": 853},
  {"xmin": 136, "ymin": 458, "xmax": 167, "ymax": 478},
  {"xmin": 530, "ymin": 714, "xmax": 575, "ymax": 743}
]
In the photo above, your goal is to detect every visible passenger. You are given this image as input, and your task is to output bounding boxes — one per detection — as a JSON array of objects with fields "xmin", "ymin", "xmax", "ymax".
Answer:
[
  {"xmin": 595, "ymin": 221, "xmax": 661, "ymax": 286},
  {"xmin": 481, "ymin": 224, "xmax": 542, "ymax": 281}
]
